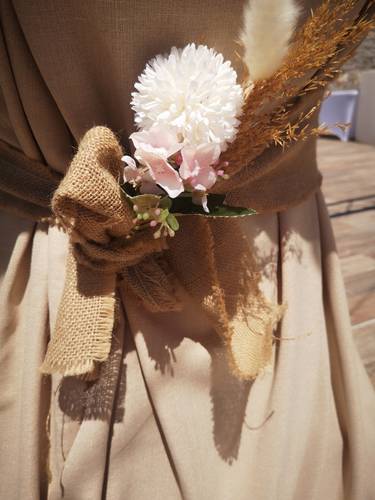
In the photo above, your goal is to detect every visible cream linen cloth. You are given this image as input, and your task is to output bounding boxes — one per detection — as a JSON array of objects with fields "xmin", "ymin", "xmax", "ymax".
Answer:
[{"xmin": 1, "ymin": 191, "xmax": 375, "ymax": 500}]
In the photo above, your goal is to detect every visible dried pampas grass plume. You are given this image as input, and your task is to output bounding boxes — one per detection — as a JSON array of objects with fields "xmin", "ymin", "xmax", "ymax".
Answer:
[
  {"xmin": 215, "ymin": 0, "xmax": 375, "ymax": 186},
  {"xmin": 241, "ymin": 0, "xmax": 300, "ymax": 81}
]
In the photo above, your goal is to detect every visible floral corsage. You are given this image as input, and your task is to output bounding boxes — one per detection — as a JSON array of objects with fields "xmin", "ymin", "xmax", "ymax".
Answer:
[{"xmin": 121, "ymin": 43, "xmax": 255, "ymax": 240}]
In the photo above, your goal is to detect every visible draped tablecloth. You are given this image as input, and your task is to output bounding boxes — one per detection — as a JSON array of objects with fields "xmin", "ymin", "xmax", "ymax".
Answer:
[{"xmin": 0, "ymin": 1, "xmax": 374, "ymax": 499}]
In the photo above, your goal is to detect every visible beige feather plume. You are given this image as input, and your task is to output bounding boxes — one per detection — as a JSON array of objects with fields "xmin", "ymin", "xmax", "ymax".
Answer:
[{"xmin": 241, "ymin": 0, "xmax": 300, "ymax": 81}]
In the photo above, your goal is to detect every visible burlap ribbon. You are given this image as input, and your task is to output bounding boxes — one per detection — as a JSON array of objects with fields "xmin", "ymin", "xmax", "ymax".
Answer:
[
  {"xmin": 41, "ymin": 127, "xmax": 174, "ymax": 375},
  {"xmin": 41, "ymin": 126, "xmax": 285, "ymax": 379}
]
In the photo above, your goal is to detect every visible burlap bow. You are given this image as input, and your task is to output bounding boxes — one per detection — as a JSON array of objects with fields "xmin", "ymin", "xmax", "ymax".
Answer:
[{"xmin": 41, "ymin": 126, "xmax": 283, "ymax": 379}]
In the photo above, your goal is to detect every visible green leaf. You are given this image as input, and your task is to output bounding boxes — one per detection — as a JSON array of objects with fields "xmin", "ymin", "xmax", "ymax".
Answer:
[
  {"xmin": 125, "ymin": 193, "xmax": 161, "ymax": 212},
  {"xmin": 160, "ymin": 209, "xmax": 170, "ymax": 222},
  {"xmin": 203, "ymin": 206, "xmax": 257, "ymax": 217},
  {"xmin": 169, "ymin": 193, "xmax": 257, "ymax": 218},
  {"xmin": 166, "ymin": 213, "xmax": 180, "ymax": 231},
  {"xmin": 120, "ymin": 189, "xmax": 257, "ymax": 219},
  {"xmin": 159, "ymin": 196, "xmax": 172, "ymax": 210}
]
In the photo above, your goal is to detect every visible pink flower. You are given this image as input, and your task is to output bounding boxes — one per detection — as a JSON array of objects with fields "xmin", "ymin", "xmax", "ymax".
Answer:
[
  {"xmin": 130, "ymin": 125, "xmax": 182, "ymax": 159},
  {"xmin": 122, "ymin": 155, "xmax": 163, "ymax": 195},
  {"xmin": 129, "ymin": 125, "xmax": 184, "ymax": 198},
  {"xmin": 180, "ymin": 143, "xmax": 220, "ymax": 191},
  {"xmin": 138, "ymin": 150, "xmax": 184, "ymax": 198},
  {"xmin": 122, "ymin": 155, "xmax": 140, "ymax": 183}
]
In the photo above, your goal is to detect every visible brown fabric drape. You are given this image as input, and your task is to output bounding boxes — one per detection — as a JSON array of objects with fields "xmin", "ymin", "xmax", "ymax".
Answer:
[{"xmin": 1, "ymin": 1, "xmax": 375, "ymax": 499}]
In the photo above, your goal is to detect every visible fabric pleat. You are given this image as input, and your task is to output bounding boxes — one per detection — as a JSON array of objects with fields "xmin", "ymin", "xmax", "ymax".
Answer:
[{"xmin": 2, "ymin": 193, "xmax": 372, "ymax": 499}]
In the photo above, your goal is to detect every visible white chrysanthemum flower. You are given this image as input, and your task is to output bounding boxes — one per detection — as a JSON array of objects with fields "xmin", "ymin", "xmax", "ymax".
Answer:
[{"xmin": 131, "ymin": 43, "xmax": 243, "ymax": 152}]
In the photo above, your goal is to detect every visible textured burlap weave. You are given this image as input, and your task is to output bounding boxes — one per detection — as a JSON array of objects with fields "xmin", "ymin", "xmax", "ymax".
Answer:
[
  {"xmin": 40, "ymin": 126, "xmax": 287, "ymax": 378},
  {"xmin": 40, "ymin": 128, "xmax": 170, "ymax": 375}
]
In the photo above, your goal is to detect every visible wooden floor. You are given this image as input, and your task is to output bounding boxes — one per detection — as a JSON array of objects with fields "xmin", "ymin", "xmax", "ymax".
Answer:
[{"xmin": 318, "ymin": 138, "xmax": 375, "ymax": 386}]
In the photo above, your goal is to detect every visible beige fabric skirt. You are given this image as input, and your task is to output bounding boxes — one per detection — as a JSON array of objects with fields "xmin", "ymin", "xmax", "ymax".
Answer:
[{"xmin": 0, "ymin": 190, "xmax": 374, "ymax": 500}]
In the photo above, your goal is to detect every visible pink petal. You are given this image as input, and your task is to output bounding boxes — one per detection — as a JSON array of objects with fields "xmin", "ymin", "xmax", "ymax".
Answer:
[
  {"xmin": 130, "ymin": 125, "xmax": 182, "ymax": 158},
  {"xmin": 180, "ymin": 143, "xmax": 221, "ymax": 182},
  {"xmin": 138, "ymin": 168, "xmax": 164, "ymax": 194},
  {"xmin": 192, "ymin": 191, "xmax": 209, "ymax": 213},
  {"xmin": 142, "ymin": 151, "xmax": 184, "ymax": 198},
  {"xmin": 121, "ymin": 155, "xmax": 137, "ymax": 169},
  {"xmin": 123, "ymin": 167, "xmax": 138, "ymax": 183},
  {"xmin": 179, "ymin": 147, "xmax": 199, "ymax": 180},
  {"xmin": 191, "ymin": 165, "xmax": 217, "ymax": 191},
  {"xmin": 122, "ymin": 155, "xmax": 139, "ymax": 183},
  {"xmin": 194, "ymin": 143, "xmax": 221, "ymax": 167},
  {"xmin": 150, "ymin": 125, "xmax": 182, "ymax": 156}
]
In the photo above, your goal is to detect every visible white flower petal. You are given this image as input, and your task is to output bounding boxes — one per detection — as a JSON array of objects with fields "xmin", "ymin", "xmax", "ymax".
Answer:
[{"xmin": 131, "ymin": 44, "xmax": 244, "ymax": 153}]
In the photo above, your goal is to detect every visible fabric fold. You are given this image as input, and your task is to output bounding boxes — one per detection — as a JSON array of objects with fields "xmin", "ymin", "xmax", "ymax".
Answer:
[
  {"xmin": 41, "ymin": 126, "xmax": 285, "ymax": 380},
  {"xmin": 41, "ymin": 127, "xmax": 169, "ymax": 376}
]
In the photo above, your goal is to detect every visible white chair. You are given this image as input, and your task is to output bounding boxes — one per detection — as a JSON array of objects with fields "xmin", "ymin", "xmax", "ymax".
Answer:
[{"xmin": 319, "ymin": 89, "xmax": 359, "ymax": 141}]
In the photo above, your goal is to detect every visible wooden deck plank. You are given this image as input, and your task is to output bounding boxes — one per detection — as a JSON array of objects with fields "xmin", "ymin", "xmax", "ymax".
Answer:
[
  {"xmin": 318, "ymin": 138, "xmax": 375, "ymax": 387},
  {"xmin": 318, "ymin": 139, "xmax": 375, "ymax": 205}
]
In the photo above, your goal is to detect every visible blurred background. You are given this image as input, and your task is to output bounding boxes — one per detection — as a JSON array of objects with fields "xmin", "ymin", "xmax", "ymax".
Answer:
[{"xmin": 318, "ymin": 30, "xmax": 375, "ymax": 386}]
